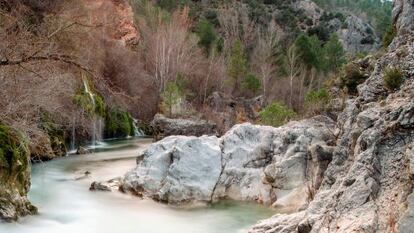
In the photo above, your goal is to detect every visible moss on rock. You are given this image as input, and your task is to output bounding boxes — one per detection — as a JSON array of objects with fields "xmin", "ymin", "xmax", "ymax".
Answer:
[
  {"xmin": 104, "ymin": 109, "xmax": 134, "ymax": 138},
  {"xmin": 39, "ymin": 112, "xmax": 67, "ymax": 158},
  {"xmin": 0, "ymin": 123, "xmax": 37, "ymax": 221}
]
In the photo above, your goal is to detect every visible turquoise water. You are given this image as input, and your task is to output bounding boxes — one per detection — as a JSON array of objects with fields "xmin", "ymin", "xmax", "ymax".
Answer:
[{"xmin": 0, "ymin": 138, "xmax": 275, "ymax": 233}]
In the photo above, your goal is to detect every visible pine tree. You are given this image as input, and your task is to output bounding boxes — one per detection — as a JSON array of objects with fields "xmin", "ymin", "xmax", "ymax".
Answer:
[
  {"xmin": 324, "ymin": 33, "xmax": 346, "ymax": 72},
  {"xmin": 227, "ymin": 40, "xmax": 248, "ymax": 95}
]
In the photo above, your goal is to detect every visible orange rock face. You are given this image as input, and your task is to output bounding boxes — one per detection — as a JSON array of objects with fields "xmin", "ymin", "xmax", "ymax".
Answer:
[{"xmin": 83, "ymin": 0, "xmax": 139, "ymax": 46}]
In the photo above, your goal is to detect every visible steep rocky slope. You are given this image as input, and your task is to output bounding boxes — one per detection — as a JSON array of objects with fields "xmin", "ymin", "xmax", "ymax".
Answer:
[
  {"xmin": 295, "ymin": 0, "xmax": 380, "ymax": 54},
  {"xmin": 250, "ymin": 0, "xmax": 414, "ymax": 232}
]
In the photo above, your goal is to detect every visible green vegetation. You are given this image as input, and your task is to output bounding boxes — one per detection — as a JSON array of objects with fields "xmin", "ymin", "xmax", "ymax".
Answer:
[
  {"xmin": 383, "ymin": 24, "xmax": 396, "ymax": 47},
  {"xmin": 313, "ymin": 0, "xmax": 392, "ymax": 37},
  {"xmin": 73, "ymin": 88, "xmax": 106, "ymax": 117},
  {"xmin": 383, "ymin": 67, "xmax": 404, "ymax": 91},
  {"xmin": 195, "ymin": 19, "xmax": 217, "ymax": 53},
  {"xmin": 227, "ymin": 40, "xmax": 248, "ymax": 93},
  {"xmin": 0, "ymin": 123, "xmax": 30, "ymax": 193},
  {"xmin": 306, "ymin": 88, "xmax": 330, "ymax": 104},
  {"xmin": 161, "ymin": 80, "xmax": 185, "ymax": 117},
  {"xmin": 295, "ymin": 33, "xmax": 345, "ymax": 72},
  {"xmin": 73, "ymin": 80, "xmax": 138, "ymax": 139},
  {"xmin": 305, "ymin": 88, "xmax": 331, "ymax": 114},
  {"xmin": 259, "ymin": 102, "xmax": 296, "ymax": 127},
  {"xmin": 324, "ymin": 34, "xmax": 346, "ymax": 72},
  {"xmin": 104, "ymin": 110, "xmax": 135, "ymax": 138},
  {"xmin": 341, "ymin": 63, "xmax": 367, "ymax": 95},
  {"xmin": 39, "ymin": 112, "xmax": 67, "ymax": 157},
  {"xmin": 242, "ymin": 74, "xmax": 261, "ymax": 94},
  {"xmin": 295, "ymin": 34, "xmax": 322, "ymax": 70}
]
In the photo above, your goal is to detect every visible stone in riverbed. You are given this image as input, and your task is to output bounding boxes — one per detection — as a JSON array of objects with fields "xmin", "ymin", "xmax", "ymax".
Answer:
[
  {"xmin": 90, "ymin": 177, "xmax": 122, "ymax": 192},
  {"xmin": 76, "ymin": 146, "xmax": 91, "ymax": 155}
]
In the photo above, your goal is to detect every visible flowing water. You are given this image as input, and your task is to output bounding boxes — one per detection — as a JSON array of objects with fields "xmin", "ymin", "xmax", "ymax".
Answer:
[{"xmin": 0, "ymin": 138, "xmax": 276, "ymax": 233}]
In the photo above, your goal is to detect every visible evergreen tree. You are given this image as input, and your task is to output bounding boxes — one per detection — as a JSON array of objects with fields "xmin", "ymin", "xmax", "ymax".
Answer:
[
  {"xmin": 196, "ymin": 19, "xmax": 217, "ymax": 54},
  {"xmin": 227, "ymin": 40, "xmax": 248, "ymax": 95},
  {"xmin": 294, "ymin": 34, "xmax": 323, "ymax": 70},
  {"xmin": 324, "ymin": 33, "xmax": 346, "ymax": 72}
]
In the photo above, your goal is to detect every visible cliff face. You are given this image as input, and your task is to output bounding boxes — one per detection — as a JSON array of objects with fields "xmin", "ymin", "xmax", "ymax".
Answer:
[
  {"xmin": 250, "ymin": 0, "xmax": 414, "ymax": 232},
  {"xmin": 295, "ymin": 0, "xmax": 381, "ymax": 55}
]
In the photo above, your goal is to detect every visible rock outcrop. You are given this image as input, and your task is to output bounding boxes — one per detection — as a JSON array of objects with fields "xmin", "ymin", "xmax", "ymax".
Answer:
[
  {"xmin": 250, "ymin": 1, "xmax": 414, "ymax": 232},
  {"xmin": 295, "ymin": 0, "xmax": 380, "ymax": 55},
  {"xmin": 205, "ymin": 92, "xmax": 263, "ymax": 133},
  {"xmin": 0, "ymin": 124, "xmax": 37, "ymax": 222},
  {"xmin": 151, "ymin": 114, "xmax": 217, "ymax": 140},
  {"xmin": 120, "ymin": 116, "xmax": 335, "ymax": 210},
  {"xmin": 337, "ymin": 15, "xmax": 380, "ymax": 55}
]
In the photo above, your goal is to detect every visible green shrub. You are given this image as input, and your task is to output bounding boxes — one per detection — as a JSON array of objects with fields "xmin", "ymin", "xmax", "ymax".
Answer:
[
  {"xmin": 0, "ymin": 123, "xmax": 30, "ymax": 192},
  {"xmin": 196, "ymin": 19, "xmax": 217, "ymax": 53},
  {"xmin": 73, "ymin": 88, "xmax": 106, "ymax": 117},
  {"xmin": 305, "ymin": 88, "xmax": 331, "ymax": 114},
  {"xmin": 382, "ymin": 25, "xmax": 396, "ymax": 47},
  {"xmin": 161, "ymin": 79, "xmax": 185, "ymax": 117},
  {"xmin": 259, "ymin": 102, "xmax": 296, "ymax": 127},
  {"xmin": 39, "ymin": 112, "xmax": 67, "ymax": 156},
  {"xmin": 242, "ymin": 74, "xmax": 261, "ymax": 94},
  {"xmin": 104, "ymin": 109, "xmax": 134, "ymax": 138},
  {"xmin": 383, "ymin": 67, "xmax": 404, "ymax": 90},
  {"xmin": 341, "ymin": 63, "xmax": 367, "ymax": 95},
  {"xmin": 305, "ymin": 88, "xmax": 330, "ymax": 104}
]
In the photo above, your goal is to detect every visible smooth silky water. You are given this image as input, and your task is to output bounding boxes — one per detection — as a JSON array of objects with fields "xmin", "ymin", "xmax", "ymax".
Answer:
[{"xmin": 0, "ymin": 138, "xmax": 276, "ymax": 233}]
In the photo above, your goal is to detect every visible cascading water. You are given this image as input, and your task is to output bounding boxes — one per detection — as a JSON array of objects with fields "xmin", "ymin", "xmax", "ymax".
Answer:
[
  {"xmin": 70, "ymin": 116, "xmax": 76, "ymax": 152},
  {"xmin": 132, "ymin": 119, "xmax": 145, "ymax": 137},
  {"xmin": 83, "ymin": 79, "xmax": 97, "ymax": 151}
]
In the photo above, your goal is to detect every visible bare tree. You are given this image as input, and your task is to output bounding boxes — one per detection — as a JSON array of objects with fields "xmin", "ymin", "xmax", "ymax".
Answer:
[
  {"xmin": 217, "ymin": 2, "xmax": 256, "ymax": 54},
  {"xmin": 137, "ymin": 5, "xmax": 203, "ymax": 94},
  {"xmin": 286, "ymin": 44, "xmax": 303, "ymax": 108},
  {"xmin": 251, "ymin": 20, "xmax": 280, "ymax": 104}
]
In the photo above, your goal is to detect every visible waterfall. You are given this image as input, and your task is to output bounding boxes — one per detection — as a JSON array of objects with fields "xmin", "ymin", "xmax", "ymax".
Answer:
[
  {"xmin": 83, "ymin": 79, "xmax": 97, "ymax": 150},
  {"xmin": 70, "ymin": 116, "xmax": 76, "ymax": 152},
  {"xmin": 133, "ymin": 119, "xmax": 145, "ymax": 137}
]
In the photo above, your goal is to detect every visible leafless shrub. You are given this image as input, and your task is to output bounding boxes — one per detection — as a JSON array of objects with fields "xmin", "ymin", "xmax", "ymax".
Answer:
[{"xmin": 306, "ymin": 180, "xmax": 316, "ymax": 204}]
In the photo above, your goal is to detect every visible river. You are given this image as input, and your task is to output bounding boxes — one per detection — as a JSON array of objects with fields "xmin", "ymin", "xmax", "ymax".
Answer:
[{"xmin": 0, "ymin": 138, "xmax": 275, "ymax": 233}]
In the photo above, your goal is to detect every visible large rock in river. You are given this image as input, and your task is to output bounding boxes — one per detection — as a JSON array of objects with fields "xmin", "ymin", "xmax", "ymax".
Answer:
[{"xmin": 122, "ymin": 116, "xmax": 335, "ymax": 208}]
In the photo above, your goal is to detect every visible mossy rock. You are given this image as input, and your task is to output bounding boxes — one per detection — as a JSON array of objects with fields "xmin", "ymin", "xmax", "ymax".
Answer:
[
  {"xmin": 0, "ymin": 124, "xmax": 29, "ymax": 195},
  {"xmin": 104, "ymin": 109, "xmax": 134, "ymax": 138},
  {"xmin": 39, "ymin": 112, "xmax": 67, "ymax": 157}
]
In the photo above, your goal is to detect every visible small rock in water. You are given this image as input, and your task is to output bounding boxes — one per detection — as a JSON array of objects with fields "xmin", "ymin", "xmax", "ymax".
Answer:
[
  {"xmin": 90, "ymin": 178, "xmax": 122, "ymax": 192},
  {"xmin": 76, "ymin": 146, "xmax": 90, "ymax": 155}
]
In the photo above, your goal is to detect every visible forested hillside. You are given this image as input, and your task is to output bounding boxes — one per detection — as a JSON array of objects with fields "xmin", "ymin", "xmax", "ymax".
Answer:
[
  {"xmin": 313, "ymin": 0, "xmax": 392, "ymax": 36},
  {"xmin": 0, "ymin": 0, "xmax": 393, "ymax": 160}
]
